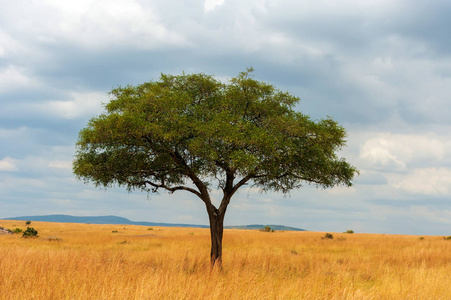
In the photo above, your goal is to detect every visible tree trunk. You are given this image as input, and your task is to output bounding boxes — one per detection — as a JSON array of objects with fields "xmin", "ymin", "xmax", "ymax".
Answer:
[{"xmin": 207, "ymin": 207, "xmax": 225, "ymax": 267}]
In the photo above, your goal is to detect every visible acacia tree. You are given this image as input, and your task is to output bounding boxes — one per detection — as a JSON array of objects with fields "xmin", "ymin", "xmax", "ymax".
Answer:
[{"xmin": 73, "ymin": 69, "xmax": 357, "ymax": 266}]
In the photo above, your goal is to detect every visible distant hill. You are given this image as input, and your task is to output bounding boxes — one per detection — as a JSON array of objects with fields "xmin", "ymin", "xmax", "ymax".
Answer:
[
  {"xmin": 4, "ymin": 214, "xmax": 306, "ymax": 231},
  {"xmin": 4, "ymin": 214, "xmax": 209, "ymax": 228}
]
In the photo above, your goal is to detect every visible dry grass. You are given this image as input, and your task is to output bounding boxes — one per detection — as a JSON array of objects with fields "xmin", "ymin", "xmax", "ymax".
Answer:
[{"xmin": 0, "ymin": 220, "xmax": 450, "ymax": 299}]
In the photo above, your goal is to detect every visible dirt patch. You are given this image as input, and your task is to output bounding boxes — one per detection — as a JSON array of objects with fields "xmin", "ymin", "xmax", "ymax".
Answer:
[
  {"xmin": 132, "ymin": 234, "xmax": 163, "ymax": 237},
  {"xmin": 0, "ymin": 227, "xmax": 13, "ymax": 235},
  {"xmin": 41, "ymin": 236, "xmax": 63, "ymax": 241}
]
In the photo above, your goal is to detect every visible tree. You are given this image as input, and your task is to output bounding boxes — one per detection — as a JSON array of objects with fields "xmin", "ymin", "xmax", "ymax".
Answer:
[{"xmin": 73, "ymin": 69, "xmax": 358, "ymax": 267}]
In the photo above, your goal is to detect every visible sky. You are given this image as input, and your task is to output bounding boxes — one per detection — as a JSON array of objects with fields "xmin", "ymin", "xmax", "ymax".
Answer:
[{"xmin": 1, "ymin": 0, "xmax": 451, "ymax": 235}]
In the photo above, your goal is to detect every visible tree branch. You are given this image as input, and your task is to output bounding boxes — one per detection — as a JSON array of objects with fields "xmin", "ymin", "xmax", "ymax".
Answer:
[
  {"xmin": 129, "ymin": 179, "xmax": 203, "ymax": 198},
  {"xmin": 231, "ymin": 174, "xmax": 254, "ymax": 195},
  {"xmin": 171, "ymin": 149, "xmax": 214, "ymax": 208}
]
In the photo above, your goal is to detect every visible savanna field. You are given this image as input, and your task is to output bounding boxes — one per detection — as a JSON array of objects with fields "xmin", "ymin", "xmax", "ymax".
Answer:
[{"xmin": 0, "ymin": 220, "xmax": 450, "ymax": 300}]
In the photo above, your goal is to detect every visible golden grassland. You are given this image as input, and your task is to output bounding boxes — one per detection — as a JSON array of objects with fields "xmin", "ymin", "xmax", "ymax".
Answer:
[{"xmin": 0, "ymin": 220, "xmax": 450, "ymax": 299}]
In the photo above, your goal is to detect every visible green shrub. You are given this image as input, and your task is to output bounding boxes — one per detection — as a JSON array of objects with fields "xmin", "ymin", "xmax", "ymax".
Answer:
[
  {"xmin": 344, "ymin": 230, "xmax": 354, "ymax": 234},
  {"xmin": 25, "ymin": 220, "xmax": 31, "ymax": 225},
  {"xmin": 444, "ymin": 236, "xmax": 451, "ymax": 240},
  {"xmin": 22, "ymin": 227, "xmax": 38, "ymax": 238},
  {"xmin": 321, "ymin": 233, "xmax": 334, "ymax": 240},
  {"xmin": 13, "ymin": 228, "xmax": 22, "ymax": 234},
  {"xmin": 260, "ymin": 226, "xmax": 274, "ymax": 232},
  {"xmin": 419, "ymin": 237, "xmax": 425, "ymax": 240}
]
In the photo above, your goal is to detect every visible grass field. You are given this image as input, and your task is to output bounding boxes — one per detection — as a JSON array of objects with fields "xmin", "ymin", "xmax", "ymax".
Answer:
[{"xmin": 0, "ymin": 220, "xmax": 450, "ymax": 299}]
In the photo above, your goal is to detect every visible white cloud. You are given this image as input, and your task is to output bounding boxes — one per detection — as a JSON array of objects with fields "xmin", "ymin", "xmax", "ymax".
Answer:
[
  {"xmin": 394, "ymin": 168, "xmax": 451, "ymax": 196},
  {"xmin": 327, "ymin": 186, "xmax": 357, "ymax": 196},
  {"xmin": 1, "ymin": 0, "xmax": 188, "ymax": 51},
  {"xmin": 360, "ymin": 133, "xmax": 447, "ymax": 172},
  {"xmin": 1, "ymin": 91, "xmax": 107, "ymax": 120},
  {"xmin": 44, "ymin": 91, "xmax": 107, "ymax": 119},
  {"xmin": 48, "ymin": 161, "xmax": 73, "ymax": 170},
  {"xmin": 0, "ymin": 90, "xmax": 107, "ymax": 127},
  {"xmin": 0, "ymin": 66, "xmax": 39, "ymax": 93},
  {"xmin": 204, "ymin": 0, "xmax": 226, "ymax": 12},
  {"xmin": 0, "ymin": 158, "xmax": 18, "ymax": 172}
]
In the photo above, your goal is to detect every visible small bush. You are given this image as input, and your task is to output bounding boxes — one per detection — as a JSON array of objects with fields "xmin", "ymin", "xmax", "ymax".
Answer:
[
  {"xmin": 112, "ymin": 230, "xmax": 118, "ymax": 233},
  {"xmin": 260, "ymin": 226, "xmax": 274, "ymax": 232},
  {"xmin": 321, "ymin": 233, "xmax": 334, "ymax": 240},
  {"xmin": 13, "ymin": 228, "xmax": 23, "ymax": 234},
  {"xmin": 344, "ymin": 230, "xmax": 354, "ymax": 234},
  {"xmin": 22, "ymin": 227, "xmax": 38, "ymax": 238},
  {"xmin": 25, "ymin": 220, "xmax": 31, "ymax": 225},
  {"xmin": 444, "ymin": 236, "xmax": 451, "ymax": 240},
  {"xmin": 419, "ymin": 237, "xmax": 425, "ymax": 240},
  {"xmin": 147, "ymin": 228, "xmax": 154, "ymax": 231}
]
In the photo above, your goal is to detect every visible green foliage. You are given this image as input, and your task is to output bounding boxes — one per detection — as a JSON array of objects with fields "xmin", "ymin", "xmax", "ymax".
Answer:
[
  {"xmin": 13, "ymin": 228, "xmax": 23, "ymax": 234},
  {"xmin": 260, "ymin": 226, "xmax": 274, "ymax": 232},
  {"xmin": 344, "ymin": 230, "xmax": 354, "ymax": 234},
  {"xmin": 73, "ymin": 69, "xmax": 357, "ymax": 197},
  {"xmin": 444, "ymin": 236, "xmax": 451, "ymax": 240},
  {"xmin": 22, "ymin": 227, "xmax": 38, "ymax": 238},
  {"xmin": 322, "ymin": 233, "xmax": 334, "ymax": 240},
  {"xmin": 25, "ymin": 220, "xmax": 31, "ymax": 225},
  {"xmin": 419, "ymin": 237, "xmax": 425, "ymax": 240}
]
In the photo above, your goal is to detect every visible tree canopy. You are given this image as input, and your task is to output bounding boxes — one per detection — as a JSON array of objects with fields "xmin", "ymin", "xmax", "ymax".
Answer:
[{"xmin": 73, "ymin": 69, "xmax": 358, "ymax": 265}]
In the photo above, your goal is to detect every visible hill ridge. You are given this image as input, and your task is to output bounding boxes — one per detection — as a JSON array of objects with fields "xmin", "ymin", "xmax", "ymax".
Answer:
[{"xmin": 4, "ymin": 214, "xmax": 306, "ymax": 231}]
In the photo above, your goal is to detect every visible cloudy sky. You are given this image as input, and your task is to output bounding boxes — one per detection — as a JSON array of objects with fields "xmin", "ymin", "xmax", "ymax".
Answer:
[{"xmin": 1, "ymin": 0, "xmax": 450, "ymax": 235}]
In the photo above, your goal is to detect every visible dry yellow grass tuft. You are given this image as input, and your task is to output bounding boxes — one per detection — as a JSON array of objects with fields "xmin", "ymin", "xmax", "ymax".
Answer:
[{"xmin": 0, "ymin": 220, "xmax": 450, "ymax": 299}]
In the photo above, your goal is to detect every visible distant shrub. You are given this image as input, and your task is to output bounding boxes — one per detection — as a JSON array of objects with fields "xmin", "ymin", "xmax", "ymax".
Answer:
[
  {"xmin": 22, "ymin": 227, "xmax": 38, "ymax": 238},
  {"xmin": 25, "ymin": 221, "xmax": 31, "ymax": 225},
  {"xmin": 344, "ymin": 230, "xmax": 354, "ymax": 234},
  {"xmin": 147, "ymin": 228, "xmax": 154, "ymax": 231},
  {"xmin": 112, "ymin": 230, "xmax": 118, "ymax": 233},
  {"xmin": 13, "ymin": 228, "xmax": 23, "ymax": 234},
  {"xmin": 260, "ymin": 226, "xmax": 274, "ymax": 232},
  {"xmin": 419, "ymin": 237, "xmax": 425, "ymax": 240},
  {"xmin": 321, "ymin": 233, "xmax": 334, "ymax": 240},
  {"xmin": 444, "ymin": 236, "xmax": 451, "ymax": 240}
]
